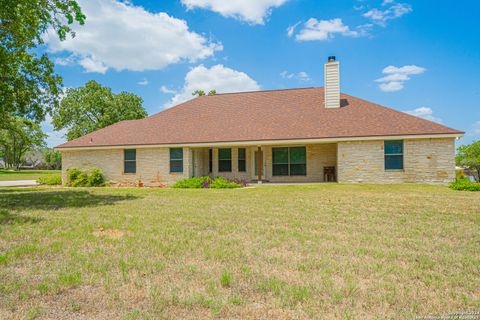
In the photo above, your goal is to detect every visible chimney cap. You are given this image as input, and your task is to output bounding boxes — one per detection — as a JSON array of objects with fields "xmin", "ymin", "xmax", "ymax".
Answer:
[{"xmin": 327, "ymin": 56, "xmax": 336, "ymax": 62}]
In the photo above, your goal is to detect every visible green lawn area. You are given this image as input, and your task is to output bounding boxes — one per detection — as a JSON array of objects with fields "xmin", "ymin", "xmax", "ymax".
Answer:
[
  {"xmin": 0, "ymin": 170, "xmax": 61, "ymax": 181},
  {"xmin": 0, "ymin": 185, "xmax": 478, "ymax": 319}
]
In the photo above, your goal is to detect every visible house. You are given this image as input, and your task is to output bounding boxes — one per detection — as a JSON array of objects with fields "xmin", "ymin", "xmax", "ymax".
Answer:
[{"xmin": 55, "ymin": 57, "xmax": 464, "ymax": 186}]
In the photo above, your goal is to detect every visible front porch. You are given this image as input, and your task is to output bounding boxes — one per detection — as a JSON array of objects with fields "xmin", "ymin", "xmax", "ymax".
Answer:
[{"xmin": 190, "ymin": 143, "xmax": 338, "ymax": 183}]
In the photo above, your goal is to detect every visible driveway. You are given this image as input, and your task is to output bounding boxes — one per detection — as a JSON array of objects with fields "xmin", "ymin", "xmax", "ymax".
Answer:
[{"xmin": 0, "ymin": 180, "xmax": 38, "ymax": 187}]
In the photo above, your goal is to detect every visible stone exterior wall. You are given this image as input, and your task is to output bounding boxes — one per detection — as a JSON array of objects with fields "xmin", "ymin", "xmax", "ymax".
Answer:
[
  {"xmin": 61, "ymin": 147, "xmax": 192, "ymax": 186},
  {"xmin": 337, "ymin": 138, "xmax": 455, "ymax": 185},
  {"xmin": 61, "ymin": 138, "xmax": 455, "ymax": 186},
  {"xmin": 263, "ymin": 144, "xmax": 337, "ymax": 182}
]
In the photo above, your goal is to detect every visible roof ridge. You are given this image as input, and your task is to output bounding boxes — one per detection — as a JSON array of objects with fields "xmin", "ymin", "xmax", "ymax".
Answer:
[{"xmin": 209, "ymin": 86, "xmax": 320, "ymax": 96}]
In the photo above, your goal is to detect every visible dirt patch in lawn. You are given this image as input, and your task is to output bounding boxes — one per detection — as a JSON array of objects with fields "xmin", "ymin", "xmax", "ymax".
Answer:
[{"xmin": 92, "ymin": 228, "xmax": 124, "ymax": 239}]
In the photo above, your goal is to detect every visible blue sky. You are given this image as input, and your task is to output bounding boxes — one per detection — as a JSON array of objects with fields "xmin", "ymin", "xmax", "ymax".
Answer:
[{"xmin": 40, "ymin": 0, "xmax": 480, "ymax": 147}]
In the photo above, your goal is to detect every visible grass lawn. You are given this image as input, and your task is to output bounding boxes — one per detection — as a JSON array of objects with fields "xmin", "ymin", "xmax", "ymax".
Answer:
[
  {"xmin": 0, "ymin": 170, "xmax": 61, "ymax": 181},
  {"xmin": 0, "ymin": 185, "xmax": 478, "ymax": 319}
]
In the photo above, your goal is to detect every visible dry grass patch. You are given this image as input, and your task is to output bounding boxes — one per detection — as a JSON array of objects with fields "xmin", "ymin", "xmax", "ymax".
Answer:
[
  {"xmin": 0, "ymin": 184, "xmax": 478, "ymax": 319},
  {"xmin": 92, "ymin": 228, "xmax": 125, "ymax": 239}
]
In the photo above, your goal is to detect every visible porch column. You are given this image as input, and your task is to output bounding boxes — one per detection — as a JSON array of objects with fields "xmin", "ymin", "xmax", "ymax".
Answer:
[{"xmin": 257, "ymin": 145, "xmax": 262, "ymax": 184}]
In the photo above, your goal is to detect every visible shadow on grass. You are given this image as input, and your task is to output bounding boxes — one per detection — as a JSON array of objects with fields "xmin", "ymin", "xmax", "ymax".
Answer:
[
  {"xmin": 0, "ymin": 189, "xmax": 139, "ymax": 211},
  {"xmin": 0, "ymin": 210, "xmax": 42, "ymax": 225}
]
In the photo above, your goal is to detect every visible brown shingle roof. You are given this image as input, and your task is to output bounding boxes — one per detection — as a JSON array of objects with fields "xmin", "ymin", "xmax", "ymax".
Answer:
[{"xmin": 56, "ymin": 87, "xmax": 463, "ymax": 149}]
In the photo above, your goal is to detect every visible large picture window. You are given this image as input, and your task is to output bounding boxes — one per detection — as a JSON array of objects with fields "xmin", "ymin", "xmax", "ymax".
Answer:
[
  {"xmin": 170, "ymin": 148, "xmax": 183, "ymax": 173},
  {"xmin": 238, "ymin": 148, "xmax": 246, "ymax": 172},
  {"xmin": 272, "ymin": 147, "xmax": 306, "ymax": 176},
  {"xmin": 218, "ymin": 148, "xmax": 232, "ymax": 172},
  {"xmin": 384, "ymin": 140, "xmax": 403, "ymax": 170},
  {"xmin": 124, "ymin": 149, "xmax": 136, "ymax": 173}
]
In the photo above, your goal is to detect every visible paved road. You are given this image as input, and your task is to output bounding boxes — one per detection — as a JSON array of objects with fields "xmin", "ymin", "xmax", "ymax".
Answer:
[{"xmin": 0, "ymin": 180, "xmax": 38, "ymax": 187}]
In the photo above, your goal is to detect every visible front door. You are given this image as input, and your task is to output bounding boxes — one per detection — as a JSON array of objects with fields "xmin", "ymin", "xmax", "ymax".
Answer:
[{"xmin": 254, "ymin": 150, "xmax": 265, "ymax": 180}]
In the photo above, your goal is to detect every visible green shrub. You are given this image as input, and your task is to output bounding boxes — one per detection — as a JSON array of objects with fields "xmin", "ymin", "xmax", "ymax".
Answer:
[
  {"xmin": 172, "ymin": 176, "xmax": 211, "ymax": 188},
  {"xmin": 172, "ymin": 176, "xmax": 242, "ymax": 189},
  {"xmin": 66, "ymin": 167, "xmax": 106, "ymax": 187},
  {"xmin": 210, "ymin": 177, "xmax": 241, "ymax": 189},
  {"xmin": 449, "ymin": 177, "xmax": 480, "ymax": 191},
  {"xmin": 66, "ymin": 167, "xmax": 82, "ymax": 186},
  {"xmin": 36, "ymin": 175, "xmax": 62, "ymax": 185},
  {"xmin": 72, "ymin": 172, "xmax": 89, "ymax": 187},
  {"xmin": 87, "ymin": 168, "xmax": 105, "ymax": 187}
]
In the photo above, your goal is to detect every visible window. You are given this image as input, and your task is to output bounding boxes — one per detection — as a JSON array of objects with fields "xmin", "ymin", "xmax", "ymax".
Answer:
[
  {"xmin": 218, "ymin": 148, "xmax": 232, "ymax": 172},
  {"xmin": 384, "ymin": 140, "xmax": 403, "ymax": 170},
  {"xmin": 170, "ymin": 148, "xmax": 183, "ymax": 173},
  {"xmin": 289, "ymin": 147, "xmax": 307, "ymax": 175},
  {"xmin": 208, "ymin": 149, "xmax": 213, "ymax": 173},
  {"xmin": 272, "ymin": 146, "xmax": 306, "ymax": 176},
  {"xmin": 124, "ymin": 149, "xmax": 136, "ymax": 173},
  {"xmin": 238, "ymin": 148, "xmax": 246, "ymax": 172},
  {"xmin": 272, "ymin": 147, "xmax": 288, "ymax": 176}
]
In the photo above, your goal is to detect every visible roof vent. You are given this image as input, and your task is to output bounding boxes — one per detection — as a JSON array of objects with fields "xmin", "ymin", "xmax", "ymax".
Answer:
[{"xmin": 324, "ymin": 56, "xmax": 340, "ymax": 109}]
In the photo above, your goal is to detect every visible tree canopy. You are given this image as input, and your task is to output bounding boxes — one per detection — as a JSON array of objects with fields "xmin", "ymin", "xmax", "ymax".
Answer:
[
  {"xmin": 44, "ymin": 149, "xmax": 62, "ymax": 170},
  {"xmin": 0, "ymin": 116, "xmax": 46, "ymax": 169},
  {"xmin": 52, "ymin": 80, "xmax": 148, "ymax": 141},
  {"xmin": 0, "ymin": 0, "xmax": 85, "ymax": 124},
  {"xmin": 456, "ymin": 140, "xmax": 480, "ymax": 182},
  {"xmin": 192, "ymin": 89, "xmax": 217, "ymax": 97}
]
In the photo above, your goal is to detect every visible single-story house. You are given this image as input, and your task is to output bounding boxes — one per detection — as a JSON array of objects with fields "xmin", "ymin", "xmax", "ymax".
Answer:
[{"xmin": 55, "ymin": 57, "xmax": 464, "ymax": 185}]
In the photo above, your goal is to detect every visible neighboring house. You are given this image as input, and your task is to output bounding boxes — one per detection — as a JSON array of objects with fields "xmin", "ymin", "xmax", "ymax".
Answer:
[{"xmin": 55, "ymin": 57, "xmax": 464, "ymax": 186}]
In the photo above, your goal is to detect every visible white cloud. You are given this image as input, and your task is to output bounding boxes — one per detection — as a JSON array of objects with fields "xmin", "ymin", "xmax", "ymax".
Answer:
[
  {"xmin": 294, "ymin": 18, "xmax": 365, "ymax": 41},
  {"xmin": 363, "ymin": 3, "xmax": 412, "ymax": 26},
  {"xmin": 280, "ymin": 71, "xmax": 310, "ymax": 81},
  {"xmin": 287, "ymin": 21, "xmax": 301, "ymax": 37},
  {"xmin": 137, "ymin": 79, "xmax": 149, "ymax": 86},
  {"xmin": 41, "ymin": 115, "xmax": 67, "ymax": 148},
  {"xmin": 382, "ymin": 65, "xmax": 426, "ymax": 75},
  {"xmin": 166, "ymin": 64, "xmax": 260, "ymax": 108},
  {"xmin": 376, "ymin": 64, "xmax": 426, "ymax": 92},
  {"xmin": 44, "ymin": 0, "xmax": 222, "ymax": 73},
  {"xmin": 54, "ymin": 55, "xmax": 75, "ymax": 66},
  {"xmin": 405, "ymin": 107, "xmax": 442, "ymax": 123},
  {"xmin": 160, "ymin": 85, "xmax": 178, "ymax": 94},
  {"xmin": 379, "ymin": 81, "xmax": 404, "ymax": 92},
  {"xmin": 181, "ymin": 0, "xmax": 288, "ymax": 24},
  {"xmin": 382, "ymin": 0, "xmax": 395, "ymax": 5}
]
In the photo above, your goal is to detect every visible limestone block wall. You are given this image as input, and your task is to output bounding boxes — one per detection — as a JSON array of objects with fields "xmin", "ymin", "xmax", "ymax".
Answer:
[
  {"xmin": 337, "ymin": 138, "xmax": 455, "ymax": 185},
  {"xmin": 263, "ymin": 143, "xmax": 337, "ymax": 182},
  {"xmin": 61, "ymin": 147, "xmax": 192, "ymax": 186}
]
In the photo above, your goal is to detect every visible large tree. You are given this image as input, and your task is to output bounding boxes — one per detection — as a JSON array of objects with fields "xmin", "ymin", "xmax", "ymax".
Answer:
[
  {"xmin": 0, "ymin": 117, "xmax": 46, "ymax": 169},
  {"xmin": 52, "ymin": 80, "xmax": 148, "ymax": 140},
  {"xmin": 456, "ymin": 140, "xmax": 480, "ymax": 182},
  {"xmin": 0, "ymin": 0, "xmax": 85, "ymax": 125}
]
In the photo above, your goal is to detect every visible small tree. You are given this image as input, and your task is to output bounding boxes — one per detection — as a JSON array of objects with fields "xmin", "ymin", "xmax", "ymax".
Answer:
[
  {"xmin": 192, "ymin": 90, "xmax": 206, "ymax": 97},
  {"xmin": 456, "ymin": 140, "xmax": 480, "ymax": 182},
  {"xmin": 44, "ymin": 149, "xmax": 62, "ymax": 170},
  {"xmin": 0, "ymin": 117, "xmax": 46, "ymax": 169},
  {"xmin": 192, "ymin": 89, "xmax": 216, "ymax": 97}
]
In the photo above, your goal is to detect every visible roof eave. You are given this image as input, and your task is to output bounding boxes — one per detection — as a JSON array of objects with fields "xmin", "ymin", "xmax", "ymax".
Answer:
[{"xmin": 54, "ymin": 132, "xmax": 464, "ymax": 151}]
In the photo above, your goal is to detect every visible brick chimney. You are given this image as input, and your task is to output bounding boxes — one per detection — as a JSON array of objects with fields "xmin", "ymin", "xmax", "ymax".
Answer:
[{"xmin": 324, "ymin": 56, "xmax": 340, "ymax": 108}]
